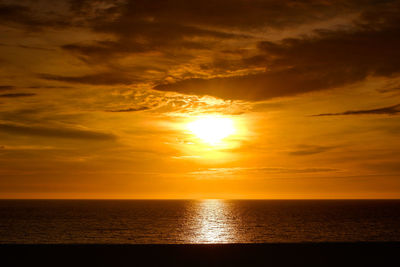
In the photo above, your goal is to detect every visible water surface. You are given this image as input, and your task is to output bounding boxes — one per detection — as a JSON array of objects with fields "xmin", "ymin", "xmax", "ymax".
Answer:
[{"xmin": 0, "ymin": 200, "xmax": 399, "ymax": 243}]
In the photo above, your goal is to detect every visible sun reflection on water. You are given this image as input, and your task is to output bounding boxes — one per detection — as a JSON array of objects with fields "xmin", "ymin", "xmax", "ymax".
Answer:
[{"xmin": 189, "ymin": 199, "xmax": 237, "ymax": 243}]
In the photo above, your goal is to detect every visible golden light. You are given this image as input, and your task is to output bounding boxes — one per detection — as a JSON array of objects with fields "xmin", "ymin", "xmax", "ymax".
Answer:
[
  {"xmin": 187, "ymin": 116, "xmax": 236, "ymax": 145},
  {"xmin": 189, "ymin": 199, "xmax": 237, "ymax": 243}
]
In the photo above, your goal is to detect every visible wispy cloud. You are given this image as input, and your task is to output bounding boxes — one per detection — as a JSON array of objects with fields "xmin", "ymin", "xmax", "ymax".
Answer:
[
  {"xmin": 0, "ymin": 85, "xmax": 15, "ymax": 91},
  {"xmin": 191, "ymin": 167, "xmax": 340, "ymax": 177},
  {"xmin": 288, "ymin": 145, "xmax": 336, "ymax": 156},
  {"xmin": 312, "ymin": 104, "xmax": 400, "ymax": 116},
  {"xmin": 0, "ymin": 93, "xmax": 36, "ymax": 98},
  {"xmin": 0, "ymin": 42, "xmax": 54, "ymax": 51},
  {"xmin": 106, "ymin": 107, "xmax": 150, "ymax": 112},
  {"xmin": 39, "ymin": 72, "xmax": 138, "ymax": 85},
  {"xmin": 0, "ymin": 123, "xmax": 116, "ymax": 140}
]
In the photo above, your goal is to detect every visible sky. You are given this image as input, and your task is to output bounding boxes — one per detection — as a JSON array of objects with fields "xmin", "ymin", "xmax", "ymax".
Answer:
[{"xmin": 0, "ymin": 0, "xmax": 399, "ymax": 199}]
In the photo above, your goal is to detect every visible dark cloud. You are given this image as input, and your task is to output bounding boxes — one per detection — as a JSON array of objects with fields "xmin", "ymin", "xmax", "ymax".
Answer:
[
  {"xmin": 62, "ymin": 38, "xmax": 214, "ymax": 60},
  {"xmin": 115, "ymin": 0, "xmax": 355, "ymax": 31},
  {"xmin": 154, "ymin": 1, "xmax": 400, "ymax": 101},
  {"xmin": 62, "ymin": 1, "xmax": 263, "ymax": 61},
  {"xmin": 39, "ymin": 72, "xmax": 138, "ymax": 85},
  {"xmin": 1, "ymin": 0, "xmax": 366, "ymax": 32},
  {"xmin": 312, "ymin": 104, "xmax": 400, "ymax": 116},
  {"xmin": 0, "ymin": 4, "xmax": 31, "ymax": 24},
  {"xmin": 289, "ymin": 145, "xmax": 336, "ymax": 156},
  {"xmin": 4, "ymin": 0, "xmax": 400, "ymax": 99},
  {"xmin": 0, "ymin": 123, "xmax": 116, "ymax": 140},
  {"xmin": 155, "ymin": 25, "xmax": 400, "ymax": 100},
  {"xmin": 106, "ymin": 107, "xmax": 150, "ymax": 112},
  {"xmin": 378, "ymin": 81, "xmax": 400, "ymax": 93},
  {"xmin": 17, "ymin": 44, "xmax": 54, "ymax": 51},
  {"xmin": 0, "ymin": 108, "xmax": 45, "ymax": 124},
  {"xmin": 28, "ymin": 85, "xmax": 72, "ymax": 89},
  {"xmin": 363, "ymin": 161, "xmax": 400, "ymax": 173},
  {"xmin": 0, "ymin": 107, "xmax": 89, "ymax": 127},
  {"xmin": 61, "ymin": 41, "xmax": 150, "ymax": 58},
  {"xmin": 0, "ymin": 42, "xmax": 54, "ymax": 51},
  {"xmin": 0, "ymin": 85, "xmax": 15, "ymax": 91},
  {"xmin": 61, "ymin": 0, "xmax": 368, "ymax": 61},
  {"xmin": 0, "ymin": 3, "xmax": 70, "ymax": 29},
  {"xmin": 154, "ymin": 69, "xmax": 345, "ymax": 101},
  {"xmin": 0, "ymin": 93, "xmax": 36, "ymax": 98}
]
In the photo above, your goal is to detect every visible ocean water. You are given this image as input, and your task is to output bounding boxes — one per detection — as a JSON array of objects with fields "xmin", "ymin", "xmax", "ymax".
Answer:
[{"xmin": 0, "ymin": 200, "xmax": 399, "ymax": 244}]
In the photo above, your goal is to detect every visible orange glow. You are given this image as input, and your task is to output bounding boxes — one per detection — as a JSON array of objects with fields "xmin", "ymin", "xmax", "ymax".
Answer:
[{"xmin": 0, "ymin": 0, "xmax": 399, "ymax": 200}]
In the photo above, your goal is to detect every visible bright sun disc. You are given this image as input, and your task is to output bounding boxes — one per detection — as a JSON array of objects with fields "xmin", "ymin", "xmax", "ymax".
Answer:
[{"xmin": 187, "ymin": 116, "xmax": 236, "ymax": 145}]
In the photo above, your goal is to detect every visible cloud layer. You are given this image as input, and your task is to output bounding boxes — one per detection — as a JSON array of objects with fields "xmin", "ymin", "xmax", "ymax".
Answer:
[
  {"xmin": 155, "ymin": 1, "xmax": 400, "ymax": 100},
  {"xmin": 1, "ymin": 0, "xmax": 400, "ymax": 198}
]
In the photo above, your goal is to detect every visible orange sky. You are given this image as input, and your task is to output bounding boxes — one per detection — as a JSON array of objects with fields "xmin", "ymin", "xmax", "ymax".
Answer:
[{"xmin": 0, "ymin": 0, "xmax": 399, "ymax": 199}]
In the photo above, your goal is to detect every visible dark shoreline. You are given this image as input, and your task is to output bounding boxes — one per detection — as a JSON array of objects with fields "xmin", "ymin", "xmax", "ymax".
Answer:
[{"xmin": 1, "ymin": 242, "xmax": 399, "ymax": 266}]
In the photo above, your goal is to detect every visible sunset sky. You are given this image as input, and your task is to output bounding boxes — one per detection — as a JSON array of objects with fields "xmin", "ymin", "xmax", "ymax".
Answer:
[{"xmin": 0, "ymin": 0, "xmax": 399, "ymax": 199}]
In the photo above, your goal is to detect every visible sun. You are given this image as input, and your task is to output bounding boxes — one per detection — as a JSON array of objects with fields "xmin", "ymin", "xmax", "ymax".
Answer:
[{"xmin": 187, "ymin": 116, "xmax": 236, "ymax": 145}]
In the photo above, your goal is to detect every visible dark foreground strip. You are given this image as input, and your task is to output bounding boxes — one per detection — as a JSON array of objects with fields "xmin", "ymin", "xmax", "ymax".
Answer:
[{"xmin": 1, "ymin": 242, "xmax": 399, "ymax": 267}]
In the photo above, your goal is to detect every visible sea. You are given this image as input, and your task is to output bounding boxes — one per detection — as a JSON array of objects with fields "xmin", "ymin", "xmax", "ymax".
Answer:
[{"xmin": 0, "ymin": 200, "xmax": 399, "ymax": 244}]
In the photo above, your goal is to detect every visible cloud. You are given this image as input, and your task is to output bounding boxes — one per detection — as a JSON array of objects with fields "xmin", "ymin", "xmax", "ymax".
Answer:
[
  {"xmin": 190, "ymin": 167, "xmax": 340, "ymax": 177},
  {"xmin": 0, "ymin": 123, "xmax": 116, "ymax": 140},
  {"xmin": 27, "ymin": 85, "xmax": 72, "ymax": 89},
  {"xmin": 106, "ymin": 107, "xmax": 150, "ymax": 112},
  {"xmin": 288, "ymin": 145, "xmax": 335, "ymax": 156},
  {"xmin": 8, "ymin": 0, "xmax": 397, "ymax": 97},
  {"xmin": 61, "ymin": 38, "xmax": 214, "ymax": 61},
  {"xmin": 153, "ymin": 1, "xmax": 400, "ymax": 101},
  {"xmin": 4, "ymin": 0, "xmax": 400, "ymax": 102},
  {"xmin": 155, "ymin": 24, "xmax": 400, "ymax": 100},
  {"xmin": 1, "ymin": 1, "xmax": 365, "ymax": 32},
  {"xmin": 0, "ymin": 93, "xmax": 36, "ymax": 98},
  {"xmin": 113, "ymin": 0, "xmax": 356, "ymax": 31},
  {"xmin": 60, "ymin": 0, "xmax": 367, "ymax": 63},
  {"xmin": 154, "ymin": 69, "xmax": 347, "ymax": 101},
  {"xmin": 17, "ymin": 44, "xmax": 55, "ymax": 51},
  {"xmin": 39, "ymin": 72, "xmax": 138, "ymax": 85},
  {"xmin": 0, "ymin": 85, "xmax": 15, "ymax": 91},
  {"xmin": 0, "ymin": 42, "xmax": 54, "ymax": 51},
  {"xmin": 313, "ymin": 104, "xmax": 400, "ymax": 116},
  {"xmin": 0, "ymin": 4, "xmax": 31, "ymax": 24},
  {"xmin": 0, "ymin": 3, "xmax": 70, "ymax": 29},
  {"xmin": 363, "ymin": 161, "xmax": 400, "ymax": 173}
]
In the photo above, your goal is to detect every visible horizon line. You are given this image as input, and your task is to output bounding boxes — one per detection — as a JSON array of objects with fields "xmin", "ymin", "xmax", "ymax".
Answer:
[{"xmin": 0, "ymin": 198, "xmax": 399, "ymax": 200}]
